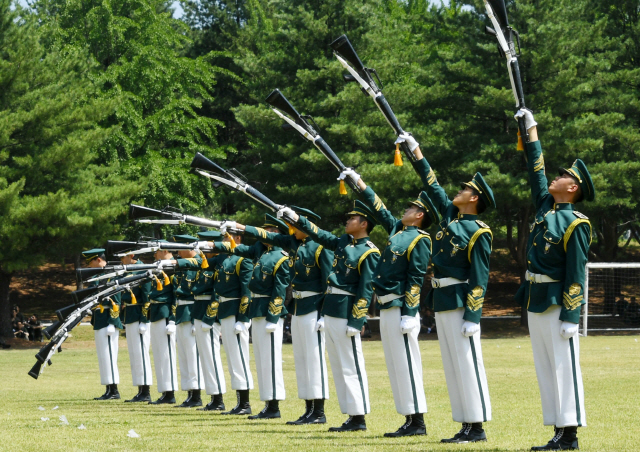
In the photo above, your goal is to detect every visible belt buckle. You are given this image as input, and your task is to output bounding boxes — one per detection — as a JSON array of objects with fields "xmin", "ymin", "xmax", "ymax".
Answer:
[
  {"xmin": 293, "ymin": 291, "xmax": 302, "ymax": 299},
  {"xmin": 432, "ymin": 279, "xmax": 440, "ymax": 288}
]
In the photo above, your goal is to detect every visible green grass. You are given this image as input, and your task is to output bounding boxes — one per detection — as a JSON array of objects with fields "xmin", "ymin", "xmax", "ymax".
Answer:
[{"xmin": 2, "ymin": 328, "xmax": 638, "ymax": 451}]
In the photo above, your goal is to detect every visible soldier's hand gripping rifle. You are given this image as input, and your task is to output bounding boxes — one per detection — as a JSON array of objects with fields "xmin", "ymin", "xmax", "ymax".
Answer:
[
  {"xmin": 265, "ymin": 88, "xmax": 361, "ymax": 195},
  {"xmin": 330, "ymin": 34, "xmax": 418, "ymax": 166},
  {"xmin": 483, "ymin": 0, "xmax": 529, "ymax": 147},
  {"xmin": 28, "ymin": 272, "xmax": 154, "ymax": 379},
  {"xmin": 76, "ymin": 263, "xmax": 175, "ymax": 284}
]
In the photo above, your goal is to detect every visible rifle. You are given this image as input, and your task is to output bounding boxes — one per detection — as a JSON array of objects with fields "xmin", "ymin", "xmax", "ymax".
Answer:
[
  {"xmin": 76, "ymin": 263, "xmax": 174, "ymax": 284},
  {"xmin": 106, "ymin": 240, "xmax": 214, "ymax": 258},
  {"xmin": 265, "ymin": 89, "xmax": 360, "ymax": 195},
  {"xmin": 483, "ymin": 0, "xmax": 529, "ymax": 147},
  {"xmin": 29, "ymin": 273, "xmax": 153, "ymax": 379},
  {"xmin": 330, "ymin": 34, "xmax": 418, "ymax": 166}
]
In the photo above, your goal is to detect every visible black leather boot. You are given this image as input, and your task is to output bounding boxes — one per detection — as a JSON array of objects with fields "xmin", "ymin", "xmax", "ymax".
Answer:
[
  {"xmin": 198, "ymin": 393, "xmax": 225, "ymax": 411},
  {"xmin": 149, "ymin": 391, "xmax": 176, "ymax": 404},
  {"xmin": 126, "ymin": 386, "xmax": 150, "ymax": 403},
  {"xmin": 531, "ymin": 426, "xmax": 579, "ymax": 450},
  {"xmin": 94, "ymin": 386, "xmax": 111, "ymax": 400},
  {"xmin": 222, "ymin": 390, "xmax": 252, "ymax": 415},
  {"xmin": 302, "ymin": 399, "xmax": 326, "ymax": 424},
  {"xmin": 184, "ymin": 389, "xmax": 203, "ymax": 407},
  {"xmin": 105, "ymin": 384, "xmax": 120, "ymax": 400},
  {"xmin": 248, "ymin": 399, "xmax": 281, "ymax": 419},
  {"xmin": 176, "ymin": 390, "xmax": 192, "ymax": 407},
  {"xmin": 442, "ymin": 423, "xmax": 469, "ymax": 443},
  {"xmin": 384, "ymin": 414, "xmax": 427, "ymax": 437},
  {"xmin": 328, "ymin": 415, "xmax": 366, "ymax": 432},
  {"xmin": 287, "ymin": 400, "xmax": 313, "ymax": 425}
]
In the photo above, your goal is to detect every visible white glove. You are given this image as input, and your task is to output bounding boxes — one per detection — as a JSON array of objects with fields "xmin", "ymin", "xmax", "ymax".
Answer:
[
  {"xmin": 400, "ymin": 315, "xmax": 419, "ymax": 334},
  {"xmin": 159, "ymin": 259, "xmax": 174, "ymax": 267},
  {"xmin": 265, "ymin": 322, "xmax": 278, "ymax": 333},
  {"xmin": 461, "ymin": 321, "xmax": 480, "ymax": 337},
  {"xmin": 106, "ymin": 324, "xmax": 118, "ymax": 336},
  {"xmin": 560, "ymin": 321, "xmax": 579, "ymax": 339},
  {"xmin": 165, "ymin": 320, "xmax": 176, "ymax": 335},
  {"xmin": 137, "ymin": 323, "xmax": 148, "ymax": 335},
  {"xmin": 201, "ymin": 322, "xmax": 214, "ymax": 332},
  {"xmin": 234, "ymin": 321, "xmax": 247, "ymax": 335},
  {"xmin": 277, "ymin": 206, "xmax": 298, "ymax": 223},
  {"xmin": 220, "ymin": 220, "xmax": 236, "ymax": 235},
  {"xmin": 337, "ymin": 168, "xmax": 361, "ymax": 186},
  {"xmin": 395, "ymin": 132, "xmax": 420, "ymax": 153},
  {"xmin": 190, "ymin": 324, "xmax": 197, "ymax": 336},
  {"xmin": 514, "ymin": 108, "xmax": 537, "ymax": 131},
  {"xmin": 346, "ymin": 326, "xmax": 360, "ymax": 337},
  {"xmin": 315, "ymin": 317, "xmax": 325, "ymax": 332}
]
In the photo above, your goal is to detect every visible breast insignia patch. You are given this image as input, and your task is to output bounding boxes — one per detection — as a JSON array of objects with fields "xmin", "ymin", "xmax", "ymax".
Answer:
[
  {"xmin": 573, "ymin": 211, "xmax": 589, "ymax": 219},
  {"xmin": 476, "ymin": 220, "xmax": 490, "ymax": 229}
]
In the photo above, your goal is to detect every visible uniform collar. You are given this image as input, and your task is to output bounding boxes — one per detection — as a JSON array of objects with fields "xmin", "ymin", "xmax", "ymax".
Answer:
[
  {"xmin": 350, "ymin": 235, "xmax": 369, "ymax": 246},
  {"xmin": 554, "ymin": 202, "xmax": 573, "ymax": 211},
  {"xmin": 457, "ymin": 212, "xmax": 478, "ymax": 221},
  {"xmin": 403, "ymin": 225, "xmax": 418, "ymax": 231}
]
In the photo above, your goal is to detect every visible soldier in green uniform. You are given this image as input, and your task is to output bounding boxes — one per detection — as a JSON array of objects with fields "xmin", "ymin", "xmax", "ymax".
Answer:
[
  {"xmin": 398, "ymin": 132, "xmax": 495, "ymax": 443},
  {"xmin": 117, "ymin": 251, "xmax": 153, "ymax": 402},
  {"xmin": 211, "ymin": 214, "xmax": 291, "ymax": 419},
  {"xmin": 514, "ymin": 109, "xmax": 592, "ymax": 451},
  {"xmin": 338, "ymin": 169, "xmax": 440, "ymax": 437},
  {"xmin": 148, "ymin": 245, "xmax": 178, "ymax": 405},
  {"xmin": 170, "ymin": 234, "xmax": 207, "ymax": 408},
  {"xmin": 224, "ymin": 207, "xmax": 333, "ymax": 425},
  {"xmin": 84, "ymin": 248, "xmax": 123, "ymax": 400},
  {"xmin": 278, "ymin": 201, "xmax": 380, "ymax": 432},
  {"xmin": 201, "ymin": 230, "xmax": 255, "ymax": 415}
]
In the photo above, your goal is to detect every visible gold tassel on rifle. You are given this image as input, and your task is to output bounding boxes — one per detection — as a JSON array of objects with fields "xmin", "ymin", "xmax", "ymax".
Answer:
[
  {"xmin": 162, "ymin": 272, "xmax": 170, "ymax": 285},
  {"xmin": 199, "ymin": 250, "xmax": 209, "ymax": 269},
  {"xmin": 517, "ymin": 129, "xmax": 524, "ymax": 151},
  {"xmin": 129, "ymin": 289, "xmax": 137, "ymax": 305},
  {"xmin": 154, "ymin": 276, "xmax": 163, "ymax": 291},
  {"xmin": 224, "ymin": 232, "xmax": 237, "ymax": 249},
  {"xmin": 285, "ymin": 221, "xmax": 296, "ymax": 235},
  {"xmin": 394, "ymin": 142, "xmax": 403, "ymax": 166},
  {"xmin": 339, "ymin": 180, "xmax": 347, "ymax": 195}
]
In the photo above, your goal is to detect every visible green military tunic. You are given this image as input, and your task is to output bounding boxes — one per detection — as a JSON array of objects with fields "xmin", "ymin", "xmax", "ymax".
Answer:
[
  {"xmin": 360, "ymin": 186, "xmax": 432, "ymax": 317},
  {"xmin": 294, "ymin": 216, "xmax": 380, "ymax": 330},
  {"xmin": 413, "ymin": 158, "xmax": 493, "ymax": 324},
  {"xmin": 174, "ymin": 256, "xmax": 217, "ymax": 324},
  {"xmin": 215, "ymin": 241, "xmax": 290, "ymax": 324},
  {"xmin": 120, "ymin": 266, "xmax": 152, "ymax": 325},
  {"xmin": 515, "ymin": 141, "xmax": 592, "ymax": 324},
  {"xmin": 202, "ymin": 253, "xmax": 253, "ymax": 325},
  {"xmin": 242, "ymin": 225, "xmax": 334, "ymax": 316},
  {"xmin": 148, "ymin": 273, "xmax": 176, "ymax": 323},
  {"xmin": 90, "ymin": 280, "xmax": 123, "ymax": 330},
  {"xmin": 172, "ymin": 255, "xmax": 205, "ymax": 325}
]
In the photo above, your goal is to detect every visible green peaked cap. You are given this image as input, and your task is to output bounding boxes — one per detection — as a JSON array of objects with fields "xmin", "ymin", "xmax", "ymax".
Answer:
[
  {"xmin": 559, "ymin": 159, "xmax": 595, "ymax": 202},
  {"xmin": 408, "ymin": 191, "xmax": 440, "ymax": 225},
  {"xmin": 291, "ymin": 205, "xmax": 321, "ymax": 223},
  {"xmin": 461, "ymin": 172, "xmax": 496, "ymax": 210},
  {"xmin": 171, "ymin": 234, "xmax": 198, "ymax": 244},
  {"xmin": 346, "ymin": 200, "xmax": 378, "ymax": 227},
  {"xmin": 197, "ymin": 230, "xmax": 223, "ymax": 240},
  {"xmin": 82, "ymin": 248, "xmax": 105, "ymax": 263},
  {"xmin": 263, "ymin": 213, "xmax": 289, "ymax": 234}
]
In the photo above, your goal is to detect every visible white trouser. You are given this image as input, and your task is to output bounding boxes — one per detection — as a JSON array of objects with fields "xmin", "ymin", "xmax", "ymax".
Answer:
[
  {"xmin": 292, "ymin": 311, "xmax": 329, "ymax": 400},
  {"xmin": 125, "ymin": 322, "xmax": 153, "ymax": 386},
  {"xmin": 95, "ymin": 327, "xmax": 119, "ymax": 385},
  {"xmin": 325, "ymin": 316, "xmax": 370, "ymax": 415},
  {"xmin": 251, "ymin": 317, "xmax": 285, "ymax": 401},
  {"xmin": 194, "ymin": 320, "xmax": 226, "ymax": 395},
  {"xmin": 150, "ymin": 319, "xmax": 178, "ymax": 393},
  {"xmin": 529, "ymin": 305, "xmax": 586, "ymax": 427},
  {"xmin": 435, "ymin": 308, "xmax": 491, "ymax": 423},
  {"xmin": 176, "ymin": 322, "xmax": 205, "ymax": 391},
  {"xmin": 380, "ymin": 307, "xmax": 427, "ymax": 415},
  {"xmin": 220, "ymin": 316, "xmax": 254, "ymax": 390}
]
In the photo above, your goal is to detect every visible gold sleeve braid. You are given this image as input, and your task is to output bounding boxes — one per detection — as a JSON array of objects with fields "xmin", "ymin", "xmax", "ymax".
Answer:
[
  {"xmin": 142, "ymin": 302, "xmax": 151, "ymax": 318},
  {"xmin": 268, "ymin": 297, "xmax": 283, "ymax": 316},
  {"xmin": 405, "ymin": 285, "xmax": 421, "ymax": 308},
  {"xmin": 373, "ymin": 194, "xmax": 386, "ymax": 211},
  {"xmin": 563, "ymin": 283, "xmax": 583, "ymax": 311},
  {"xmin": 253, "ymin": 227, "xmax": 268, "ymax": 239},
  {"xmin": 426, "ymin": 168, "xmax": 437, "ymax": 185},
  {"xmin": 466, "ymin": 286, "xmax": 485, "ymax": 311},
  {"xmin": 351, "ymin": 298, "xmax": 368, "ymax": 319},
  {"xmin": 239, "ymin": 296, "xmax": 249, "ymax": 314},
  {"xmin": 206, "ymin": 300, "xmax": 219, "ymax": 318},
  {"xmin": 533, "ymin": 155, "xmax": 545, "ymax": 173}
]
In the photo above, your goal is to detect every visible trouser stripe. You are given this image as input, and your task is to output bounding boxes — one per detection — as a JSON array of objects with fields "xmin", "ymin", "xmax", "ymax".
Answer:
[
  {"xmin": 107, "ymin": 335, "xmax": 115, "ymax": 383},
  {"xmin": 211, "ymin": 329, "xmax": 221, "ymax": 393},
  {"xmin": 403, "ymin": 333, "xmax": 419, "ymax": 414},
  {"xmin": 569, "ymin": 337, "xmax": 582, "ymax": 427},
  {"xmin": 167, "ymin": 319, "xmax": 175, "ymax": 391},
  {"xmin": 270, "ymin": 332, "xmax": 276, "ymax": 400},
  {"xmin": 237, "ymin": 334, "xmax": 249, "ymax": 390},
  {"xmin": 196, "ymin": 343, "xmax": 201, "ymax": 388},
  {"xmin": 139, "ymin": 332, "xmax": 146, "ymax": 384},
  {"xmin": 317, "ymin": 331, "xmax": 326, "ymax": 399},
  {"xmin": 469, "ymin": 336, "xmax": 487, "ymax": 422},
  {"xmin": 351, "ymin": 336, "xmax": 367, "ymax": 414}
]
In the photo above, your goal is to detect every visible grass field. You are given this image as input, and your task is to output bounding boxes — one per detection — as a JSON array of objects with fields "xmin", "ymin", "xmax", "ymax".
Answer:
[{"xmin": 1, "ymin": 328, "xmax": 638, "ymax": 451}]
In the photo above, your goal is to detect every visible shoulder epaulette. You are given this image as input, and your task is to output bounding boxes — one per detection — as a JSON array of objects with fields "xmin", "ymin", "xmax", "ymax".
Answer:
[
  {"xmin": 573, "ymin": 211, "xmax": 589, "ymax": 220},
  {"xmin": 280, "ymin": 250, "xmax": 289, "ymax": 256},
  {"xmin": 417, "ymin": 229, "xmax": 430, "ymax": 236},
  {"xmin": 476, "ymin": 220, "xmax": 490, "ymax": 229},
  {"xmin": 366, "ymin": 240, "xmax": 378, "ymax": 249}
]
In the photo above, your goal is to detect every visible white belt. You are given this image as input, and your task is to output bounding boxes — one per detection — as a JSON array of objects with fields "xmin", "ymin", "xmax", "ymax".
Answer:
[
  {"xmin": 377, "ymin": 293, "xmax": 404, "ymax": 305},
  {"xmin": 292, "ymin": 290, "xmax": 321, "ymax": 299},
  {"xmin": 177, "ymin": 299, "xmax": 194, "ymax": 306},
  {"xmin": 431, "ymin": 277, "xmax": 468, "ymax": 289},
  {"xmin": 526, "ymin": 270, "xmax": 560, "ymax": 284},
  {"xmin": 194, "ymin": 295, "xmax": 211, "ymax": 301},
  {"xmin": 218, "ymin": 296, "xmax": 239, "ymax": 303},
  {"xmin": 251, "ymin": 292, "xmax": 269, "ymax": 298},
  {"xmin": 325, "ymin": 287, "xmax": 355, "ymax": 296}
]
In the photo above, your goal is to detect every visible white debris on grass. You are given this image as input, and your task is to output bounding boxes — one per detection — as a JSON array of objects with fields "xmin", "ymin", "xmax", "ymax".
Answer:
[
  {"xmin": 78, "ymin": 424, "xmax": 87, "ymax": 430},
  {"xmin": 127, "ymin": 429, "xmax": 140, "ymax": 438},
  {"xmin": 52, "ymin": 406, "xmax": 59, "ymax": 410},
  {"xmin": 41, "ymin": 417, "xmax": 49, "ymax": 421},
  {"xmin": 59, "ymin": 415, "xmax": 69, "ymax": 425},
  {"xmin": 38, "ymin": 406, "xmax": 45, "ymax": 411}
]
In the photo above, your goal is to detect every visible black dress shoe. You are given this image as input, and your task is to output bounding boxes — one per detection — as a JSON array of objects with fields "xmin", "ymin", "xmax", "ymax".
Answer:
[
  {"xmin": 104, "ymin": 384, "xmax": 120, "ymax": 400},
  {"xmin": 176, "ymin": 390, "xmax": 193, "ymax": 407},
  {"xmin": 328, "ymin": 415, "xmax": 366, "ymax": 432},
  {"xmin": 198, "ymin": 394, "xmax": 225, "ymax": 411},
  {"xmin": 126, "ymin": 386, "xmax": 151, "ymax": 402},
  {"xmin": 149, "ymin": 391, "xmax": 176, "ymax": 404},
  {"xmin": 248, "ymin": 400, "xmax": 280, "ymax": 419},
  {"xmin": 222, "ymin": 390, "xmax": 251, "ymax": 415},
  {"xmin": 287, "ymin": 400, "xmax": 313, "ymax": 425},
  {"xmin": 177, "ymin": 390, "xmax": 202, "ymax": 408},
  {"xmin": 384, "ymin": 414, "xmax": 427, "ymax": 437},
  {"xmin": 301, "ymin": 399, "xmax": 326, "ymax": 424},
  {"xmin": 442, "ymin": 423, "xmax": 486, "ymax": 443},
  {"xmin": 531, "ymin": 427, "xmax": 579, "ymax": 450},
  {"xmin": 94, "ymin": 386, "xmax": 111, "ymax": 400}
]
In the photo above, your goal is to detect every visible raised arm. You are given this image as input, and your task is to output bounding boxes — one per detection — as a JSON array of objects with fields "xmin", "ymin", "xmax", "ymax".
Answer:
[
  {"xmin": 463, "ymin": 231, "xmax": 492, "ymax": 324},
  {"xmin": 213, "ymin": 242, "xmax": 261, "ymax": 260},
  {"xmin": 294, "ymin": 216, "xmax": 341, "ymax": 251},
  {"xmin": 359, "ymin": 185, "xmax": 398, "ymax": 235},
  {"xmin": 242, "ymin": 225, "xmax": 295, "ymax": 251}
]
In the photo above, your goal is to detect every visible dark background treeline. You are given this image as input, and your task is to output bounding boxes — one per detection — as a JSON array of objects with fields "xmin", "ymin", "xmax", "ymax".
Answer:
[{"xmin": 2, "ymin": 0, "xmax": 639, "ymax": 335}]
